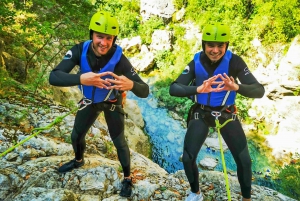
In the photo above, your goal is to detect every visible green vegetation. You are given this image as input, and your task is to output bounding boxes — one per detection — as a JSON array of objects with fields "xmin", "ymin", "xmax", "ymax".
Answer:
[
  {"xmin": 1, "ymin": 0, "xmax": 299, "ymax": 198},
  {"xmin": 235, "ymin": 94, "xmax": 252, "ymax": 121},
  {"xmin": 152, "ymin": 0, "xmax": 299, "ymax": 112},
  {"xmin": 1, "ymin": 0, "xmax": 299, "ymax": 98},
  {"xmin": 275, "ymin": 153, "xmax": 300, "ymax": 199}
]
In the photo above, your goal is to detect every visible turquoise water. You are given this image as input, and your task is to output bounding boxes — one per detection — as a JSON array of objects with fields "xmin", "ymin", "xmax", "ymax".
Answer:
[{"xmin": 127, "ymin": 90, "xmax": 279, "ymax": 190}]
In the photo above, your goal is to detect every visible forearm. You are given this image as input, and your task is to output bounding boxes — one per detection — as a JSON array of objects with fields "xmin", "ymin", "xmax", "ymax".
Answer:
[
  {"xmin": 130, "ymin": 81, "xmax": 149, "ymax": 98},
  {"xmin": 169, "ymin": 82, "xmax": 198, "ymax": 97},
  {"xmin": 49, "ymin": 70, "xmax": 81, "ymax": 87},
  {"xmin": 237, "ymin": 83, "xmax": 265, "ymax": 98}
]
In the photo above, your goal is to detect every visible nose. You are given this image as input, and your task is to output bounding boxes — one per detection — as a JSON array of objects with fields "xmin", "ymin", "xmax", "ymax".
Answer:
[
  {"xmin": 212, "ymin": 46, "xmax": 219, "ymax": 52},
  {"xmin": 100, "ymin": 38, "xmax": 107, "ymax": 46}
]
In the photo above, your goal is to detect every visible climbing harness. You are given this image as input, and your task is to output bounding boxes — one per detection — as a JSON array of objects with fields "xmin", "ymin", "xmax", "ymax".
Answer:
[
  {"xmin": 212, "ymin": 111, "xmax": 234, "ymax": 201},
  {"xmin": 185, "ymin": 103, "xmax": 237, "ymax": 201}
]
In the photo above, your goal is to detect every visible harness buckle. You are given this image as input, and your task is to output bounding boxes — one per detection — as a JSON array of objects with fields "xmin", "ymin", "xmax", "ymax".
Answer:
[
  {"xmin": 110, "ymin": 104, "xmax": 116, "ymax": 111},
  {"xmin": 232, "ymin": 113, "xmax": 237, "ymax": 120},
  {"xmin": 200, "ymin": 104, "xmax": 204, "ymax": 110},
  {"xmin": 194, "ymin": 112, "xmax": 199, "ymax": 120},
  {"xmin": 211, "ymin": 111, "xmax": 221, "ymax": 120}
]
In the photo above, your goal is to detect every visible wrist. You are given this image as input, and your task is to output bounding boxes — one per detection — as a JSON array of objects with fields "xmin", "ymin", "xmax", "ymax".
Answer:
[
  {"xmin": 197, "ymin": 85, "xmax": 203, "ymax": 93},
  {"xmin": 234, "ymin": 83, "xmax": 239, "ymax": 91},
  {"xmin": 130, "ymin": 80, "xmax": 134, "ymax": 90}
]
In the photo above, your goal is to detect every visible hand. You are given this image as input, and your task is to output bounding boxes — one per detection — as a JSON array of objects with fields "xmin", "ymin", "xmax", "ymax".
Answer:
[
  {"xmin": 197, "ymin": 75, "xmax": 223, "ymax": 93},
  {"xmin": 105, "ymin": 72, "xmax": 134, "ymax": 91},
  {"xmin": 215, "ymin": 73, "xmax": 239, "ymax": 91},
  {"xmin": 80, "ymin": 72, "xmax": 111, "ymax": 89}
]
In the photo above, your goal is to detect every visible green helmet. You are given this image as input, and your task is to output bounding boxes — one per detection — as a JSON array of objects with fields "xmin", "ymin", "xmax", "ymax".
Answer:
[
  {"xmin": 202, "ymin": 22, "xmax": 230, "ymax": 42},
  {"xmin": 89, "ymin": 11, "xmax": 119, "ymax": 36}
]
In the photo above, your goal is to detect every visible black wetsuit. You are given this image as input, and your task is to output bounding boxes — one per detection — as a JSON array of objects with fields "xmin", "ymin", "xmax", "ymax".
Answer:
[
  {"xmin": 169, "ymin": 52, "xmax": 265, "ymax": 199},
  {"xmin": 49, "ymin": 42, "xmax": 149, "ymax": 177}
]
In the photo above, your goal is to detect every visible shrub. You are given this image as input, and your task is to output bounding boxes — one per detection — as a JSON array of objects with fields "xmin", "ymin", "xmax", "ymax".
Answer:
[{"xmin": 275, "ymin": 154, "xmax": 300, "ymax": 199}]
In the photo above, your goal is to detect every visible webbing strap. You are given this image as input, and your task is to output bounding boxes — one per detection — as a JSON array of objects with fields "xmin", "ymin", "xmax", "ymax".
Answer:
[{"xmin": 212, "ymin": 111, "xmax": 233, "ymax": 201}]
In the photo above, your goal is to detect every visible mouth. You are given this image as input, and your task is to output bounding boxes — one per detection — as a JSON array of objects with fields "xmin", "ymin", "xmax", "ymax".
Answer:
[
  {"xmin": 94, "ymin": 45, "xmax": 109, "ymax": 55},
  {"xmin": 98, "ymin": 45, "xmax": 107, "ymax": 51},
  {"xmin": 210, "ymin": 53, "xmax": 221, "ymax": 58}
]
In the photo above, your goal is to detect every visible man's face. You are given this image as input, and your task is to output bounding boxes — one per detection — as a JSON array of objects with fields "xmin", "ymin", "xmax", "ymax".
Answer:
[
  {"xmin": 204, "ymin": 42, "xmax": 228, "ymax": 63},
  {"xmin": 92, "ymin": 31, "xmax": 115, "ymax": 55}
]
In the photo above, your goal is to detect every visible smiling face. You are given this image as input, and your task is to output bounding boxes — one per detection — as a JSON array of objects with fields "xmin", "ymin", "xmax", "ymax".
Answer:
[
  {"xmin": 91, "ymin": 31, "xmax": 115, "ymax": 56},
  {"xmin": 204, "ymin": 42, "xmax": 228, "ymax": 63}
]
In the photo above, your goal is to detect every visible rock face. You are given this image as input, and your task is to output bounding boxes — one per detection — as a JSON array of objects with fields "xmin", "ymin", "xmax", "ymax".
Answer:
[
  {"xmin": 140, "ymin": 0, "xmax": 175, "ymax": 22},
  {"xmin": 0, "ymin": 89, "xmax": 297, "ymax": 201},
  {"xmin": 0, "ymin": 153, "xmax": 297, "ymax": 201},
  {"xmin": 247, "ymin": 35, "xmax": 300, "ymax": 164}
]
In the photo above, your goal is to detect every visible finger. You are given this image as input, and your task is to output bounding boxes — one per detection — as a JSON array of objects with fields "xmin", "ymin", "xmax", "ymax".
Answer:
[
  {"xmin": 223, "ymin": 73, "xmax": 230, "ymax": 79},
  {"xmin": 96, "ymin": 83, "xmax": 109, "ymax": 89},
  {"xmin": 209, "ymin": 75, "xmax": 219, "ymax": 81},
  {"xmin": 98, "ymin": 78, "xmax": 111, "ymax": 86},
  {"xmin": 202, "ymin": 81, "xmax": 208, "ymax": 87},
  {"xmin": 216, "ymin": 82, "xmax": 224, "ymax": 88},
  {"xmin": 106, "ymin": 72, "xmax": 120, "ymax": 79},
  {"xmin": 105, "ymin": 78, "xmax": 118, "ymax": 84},
  {"xmin": 107, "ymin": 84, "xmax": 121, "ymax": 90},
  {"xmin": 215, "ymin": 84, "xmax": 225, "ymax": 91},
  {"xmin": 96, "ymin": 72, "xmax": 109, "ymax": 78},
  {"xmin": 211, "ymin": 81, "xmax": 223, "ymax": 85},
  {"xmin": 217, "ymin": 74, "xmax": 227, "ymax": 81},
  {"xmin": 215, "ymin": 74, "xmax": 223, "ymax": 79}
]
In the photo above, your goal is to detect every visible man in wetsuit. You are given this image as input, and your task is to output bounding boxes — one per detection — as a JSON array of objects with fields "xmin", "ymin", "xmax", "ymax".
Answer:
[
  {"xmin": 169, "ymin": 23, "xmax": 265, "ymax": 201},
  {"xmin": 49, "ymin": 11, "xmax": 149, "ymax": 198}
]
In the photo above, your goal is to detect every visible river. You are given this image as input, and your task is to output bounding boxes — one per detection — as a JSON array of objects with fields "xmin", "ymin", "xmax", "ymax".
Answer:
[{"xmin": 127, "ymin": 80, "xmax": 279, "ymax": 191}]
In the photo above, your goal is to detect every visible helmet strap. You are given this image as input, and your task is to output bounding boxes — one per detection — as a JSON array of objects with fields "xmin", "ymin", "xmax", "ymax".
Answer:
[
  {"xmin": 113, "ymin": 36, "xmax": 118, "ymax": 45},
  {"xmin": 89, "ymin": 30, "xmax": 93, "ymax": 40}
]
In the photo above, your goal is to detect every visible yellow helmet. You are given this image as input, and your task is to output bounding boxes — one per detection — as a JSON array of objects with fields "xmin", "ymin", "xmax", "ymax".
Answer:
[
  {"xmin": 89, "ymin": 11, "xmax": 119, "ymax": 36},
  {"xmin": 202, "ymin": 22, "xmax": 230, "ymax": 42}
]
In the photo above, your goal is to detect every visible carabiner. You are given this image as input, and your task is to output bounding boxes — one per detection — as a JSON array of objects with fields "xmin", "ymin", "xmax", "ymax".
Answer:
[
  {"xmin": 78, "ymin": 98, "xmax": 92, "ymax": 110},
  {"xmin": 211, "ymin": 111, "xmax": 221, "ymax": 120}
]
